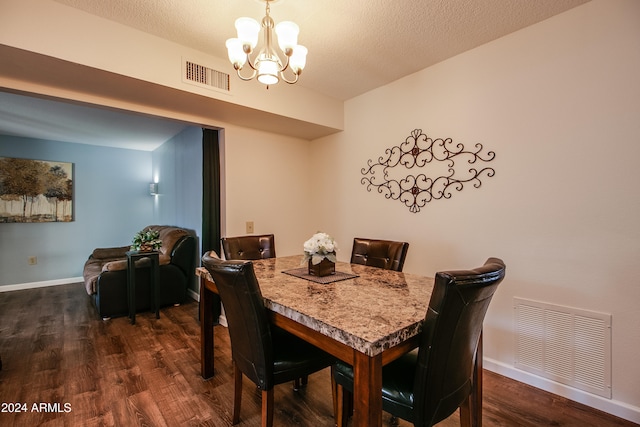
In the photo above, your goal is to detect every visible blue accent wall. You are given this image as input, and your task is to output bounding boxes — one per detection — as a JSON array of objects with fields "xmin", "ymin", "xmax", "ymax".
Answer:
[
  {"xmin": 0, "ymin": 134, "xmax": 154, "ymax": 286},
  {"xmin": 152, "ymin": 126, "xmax": 203, "ymax": 291},
  {"xmin": 152, "ymin": 126, "xmax": 202, "ymax": 238},
  {"xmin": 0, "ymin": 126, "xmax": 203, "ymax": 290}
]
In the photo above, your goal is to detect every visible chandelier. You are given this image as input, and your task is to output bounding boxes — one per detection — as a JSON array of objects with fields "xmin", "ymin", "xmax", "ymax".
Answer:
[{"xmin": 225, "ymin": 0, "xmax": 307, "ymax": 87}]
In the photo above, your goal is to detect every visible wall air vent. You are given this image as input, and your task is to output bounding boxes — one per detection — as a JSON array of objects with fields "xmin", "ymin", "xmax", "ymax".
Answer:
[
  {"xmin": 183, "ymin": 59, "xmax": 230, "ymax": 93},
  {"xmin": 514, "ymin": 298, "xmax": 611, "ymax": 398}
]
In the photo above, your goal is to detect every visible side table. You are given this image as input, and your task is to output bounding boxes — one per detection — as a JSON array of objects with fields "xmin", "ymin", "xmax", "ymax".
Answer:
[{"xmin": 126, "ymin": 250, "xmax": 160, "ymax": 325}]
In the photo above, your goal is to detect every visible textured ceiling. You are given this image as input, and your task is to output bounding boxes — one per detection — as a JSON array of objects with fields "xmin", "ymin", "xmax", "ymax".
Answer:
[
  {"xmin": 52, "ymin": 0, "xmax": 590, "ymax": 100},
  {"xmin": 1, "ymin": 0, "xmax": 590, "ymax": 150}
]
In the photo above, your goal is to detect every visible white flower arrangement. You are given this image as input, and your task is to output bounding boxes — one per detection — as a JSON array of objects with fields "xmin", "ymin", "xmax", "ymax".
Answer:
[{"xmin": 302, "ymin": 232, "xmax": 338, "ymax": 265}]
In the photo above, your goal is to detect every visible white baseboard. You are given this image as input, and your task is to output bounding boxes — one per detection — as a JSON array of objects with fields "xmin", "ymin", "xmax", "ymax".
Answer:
[
  {"xmin": 484, "ymin": 358, "xmax": 640, "ymax": 424},
  {"xmin": 187, "ymin": 288, "xmax": 200, "ymax": 302},
  {"xmin": 0, "ymin": 277, "xmax": 84, "ymax": 292}
]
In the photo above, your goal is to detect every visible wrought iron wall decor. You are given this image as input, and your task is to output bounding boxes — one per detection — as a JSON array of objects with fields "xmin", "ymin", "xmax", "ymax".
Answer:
[{"xmin": 360, "ymin": 129, "xmax": 496, "ymax": 213}]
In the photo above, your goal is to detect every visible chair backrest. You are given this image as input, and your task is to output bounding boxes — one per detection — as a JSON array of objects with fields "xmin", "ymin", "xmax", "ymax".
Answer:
[
  {"xmin": 350, "ymin": 238, "xmax": 409, "ymax": 272},
  {"xmin": 221, "ymin": 234, "xmax": 276, "ymax": 260},
  {"xmin": 414, "ymin": 257, "xmax": 506, "ymax": 426},
  {"xmin": 201, "ymin": 252, "xmax": 275, "ymax": 390}
]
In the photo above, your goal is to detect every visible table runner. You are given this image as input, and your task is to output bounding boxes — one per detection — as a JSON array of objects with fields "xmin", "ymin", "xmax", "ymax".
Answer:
[{"xmin": 282, "ymin": 267, "xmax": 358, "ymax": 284}]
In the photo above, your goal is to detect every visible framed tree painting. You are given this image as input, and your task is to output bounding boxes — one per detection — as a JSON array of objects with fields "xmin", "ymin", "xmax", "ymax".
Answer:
[{"xmin": 0, "ymin": 156, "xmax": 74, "ymax": 223}]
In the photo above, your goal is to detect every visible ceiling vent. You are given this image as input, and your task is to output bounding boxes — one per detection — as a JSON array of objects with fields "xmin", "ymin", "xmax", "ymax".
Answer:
[{"xmin": 183, "ymin": 59, "xmax": 230, "ymax": 93}]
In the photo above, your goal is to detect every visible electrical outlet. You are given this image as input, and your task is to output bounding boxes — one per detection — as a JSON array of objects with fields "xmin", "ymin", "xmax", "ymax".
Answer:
[
  {"xmin": 246, "ymin": 221, "xmax": 254, "ymax": 234},
  {"xmin": 28, "ymin": 256, "xmax": 37, "ymax": 265}
]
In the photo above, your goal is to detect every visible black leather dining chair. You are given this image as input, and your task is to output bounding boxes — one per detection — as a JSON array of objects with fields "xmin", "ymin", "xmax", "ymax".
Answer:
[
  {"xmin": 220, "ymin": 234, "xmax": 310, "ymax": 389},
  {"xmin": 333, "ymin": 258, "xmax": 506, "ymax": 427},
  {"xmin": 221, "ymin": 234, "xmax": 276, "ymax": 260},
  {"xmin": 202, "ymin": 252, "xmax": 335, "ymax": 427},
  {"xmin": 350, "ymin": 237, "xmax": 410, "ymax": 272},
  {"xmin": 220, "ymin": 233, "xmax": 313, "ymax": 387}
]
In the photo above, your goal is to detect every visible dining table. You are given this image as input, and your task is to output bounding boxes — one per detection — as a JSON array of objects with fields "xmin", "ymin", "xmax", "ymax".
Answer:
[{"xmin": 197, "ymin": 255, "xmax": 484, "ymax": 427}]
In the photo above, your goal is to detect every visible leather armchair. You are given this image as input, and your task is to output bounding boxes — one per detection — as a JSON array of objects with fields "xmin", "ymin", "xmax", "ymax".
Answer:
[
  {"xmin": 83, "ymin": 225, "xmax": 196, "ymax": 319},
  {"xmin": 350, "ymin": 237, "xmax": 409, "ymax": 272}
]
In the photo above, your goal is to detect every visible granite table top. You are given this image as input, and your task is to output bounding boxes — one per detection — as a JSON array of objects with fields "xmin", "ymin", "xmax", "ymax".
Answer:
[{"xmin": 197, "ymin": 255, "xmax": 434, "ymax": 357}]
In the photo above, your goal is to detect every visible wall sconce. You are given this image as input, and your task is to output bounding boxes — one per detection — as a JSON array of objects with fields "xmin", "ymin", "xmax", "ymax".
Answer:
[{"xmin": 149, "ymin": 182, "xmax": 159, "ymax": 196}]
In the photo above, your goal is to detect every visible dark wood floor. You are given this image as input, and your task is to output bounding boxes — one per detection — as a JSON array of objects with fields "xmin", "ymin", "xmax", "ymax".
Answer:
[{"xmin": 0, "ymin": 283, "xmax": 636, "ymax": 427}]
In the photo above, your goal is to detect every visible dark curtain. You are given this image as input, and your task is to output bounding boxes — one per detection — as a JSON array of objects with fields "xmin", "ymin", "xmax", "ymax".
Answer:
[
  {"xmin": 201, "ymin": 128, "xmax": 221, "ymax": 321},
  {"xmin": 202, "ymin": 128, "xmax": 221, "ymax": 256}
]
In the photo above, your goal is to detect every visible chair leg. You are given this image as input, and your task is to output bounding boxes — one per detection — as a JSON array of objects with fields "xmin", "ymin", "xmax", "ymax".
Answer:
[
  {"xmin": 336, "ymin": 383, "xmax": 343, "ymax": 427},
  {"xmin": 336, "ymin": 383, "xmax": 352, "ymax": 427},
  {"xmin": 471, "ymin": 332, "xmax": 484, "ymax": 427},
  {"xmin": 232, "ymin": 362, "xmax": 243, "ymax": 425},
  {"xmin": 262, "ymin": 388, "xmax": 274, "ymax": 427},
  {"xmin": 330, "ymin": 366, "xmax": 338, "ymax": 423},
  {"xmin": 460, "ymin": 332, "xmax": 484, "ymax": 427},
  {"xmin": 459, "ymin": 397, "xmax": 472, "ymax": 427},
  {"xmin": 293, "ymin": 375, "xmax": 309, "ymax": 391}
]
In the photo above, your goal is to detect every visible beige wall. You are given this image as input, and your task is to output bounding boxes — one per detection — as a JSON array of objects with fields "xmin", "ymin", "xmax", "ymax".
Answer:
[
  {"xmin": 310, "ymin": 0, "xmax": 640, "ymax": 420},
  {"xmin": 221, "ymin": 124, "xmax": 314, "ymax": 256}
]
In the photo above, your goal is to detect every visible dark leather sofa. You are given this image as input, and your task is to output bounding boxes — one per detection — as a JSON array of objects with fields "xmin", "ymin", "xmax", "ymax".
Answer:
[{"xmin": 83, "ymin": 225, "xmax": 196, "ymax": 319}]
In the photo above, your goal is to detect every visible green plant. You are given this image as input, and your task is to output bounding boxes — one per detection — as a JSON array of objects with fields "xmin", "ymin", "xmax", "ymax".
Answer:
[{"xmin": 131, "ymin": 229, "xmax": 162, "ymax": 251}]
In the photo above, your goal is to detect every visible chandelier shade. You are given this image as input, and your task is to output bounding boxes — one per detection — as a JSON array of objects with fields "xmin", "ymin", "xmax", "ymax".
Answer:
[
  {"xmin": 275, "ymin": 21, "xmax": 299, "ymax": 52},
  {"xmin": 226, "ymin": 0, "xmax": 307, "ymax": 86},
  {"xmin": 225, "ymin": 39, "xmax": 247, "ymax": 67},
  {"xmin": 235, "ymin": 17, "xmax": 260, "ymax": 49}
]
